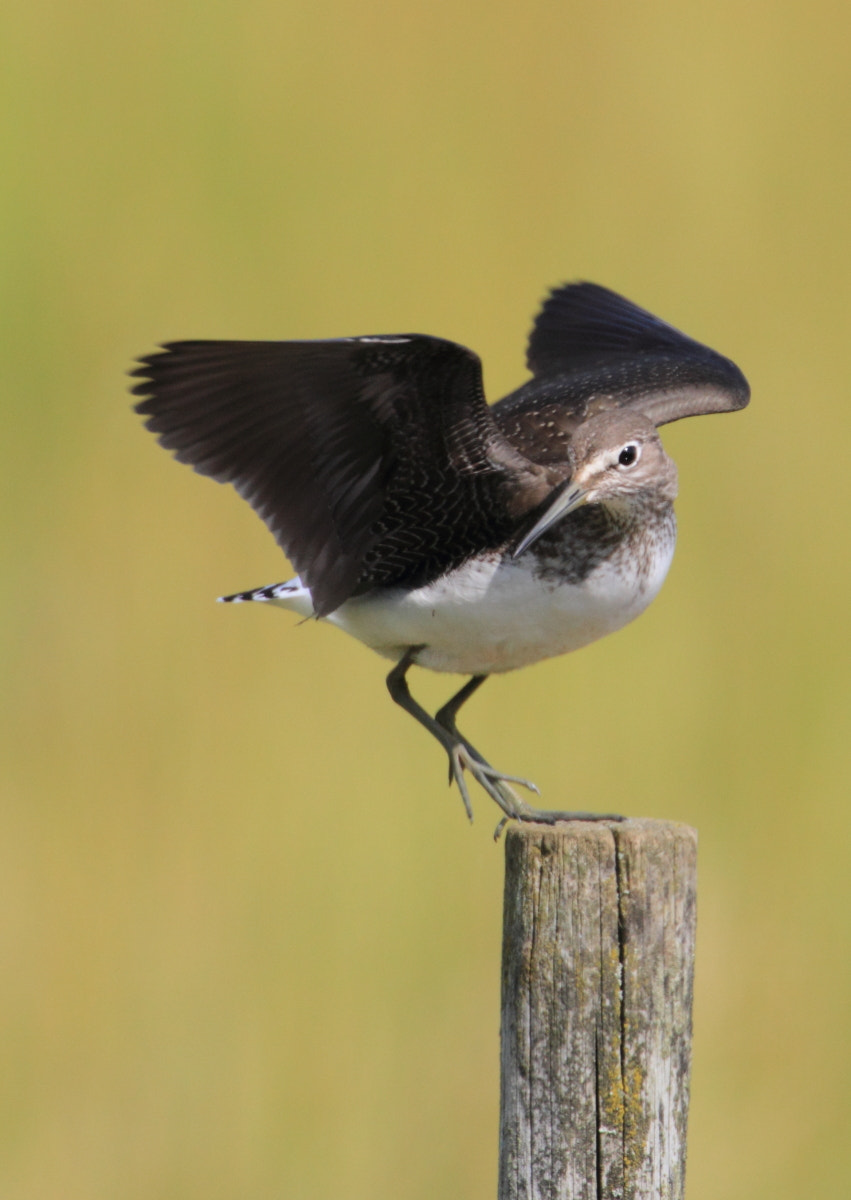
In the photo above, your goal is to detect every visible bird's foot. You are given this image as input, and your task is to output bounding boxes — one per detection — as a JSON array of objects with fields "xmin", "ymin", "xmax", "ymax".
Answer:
[
  {"xmin": 447, "ymin": 745, "xmax": 540, "ymax": 824},
  {"xmin": 445, "ymin": 744, "xmax": 624, "ymax": 839}
]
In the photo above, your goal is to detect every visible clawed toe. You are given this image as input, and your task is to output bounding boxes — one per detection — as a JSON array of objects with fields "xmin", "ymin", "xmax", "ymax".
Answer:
[
  {"xmin": 472, "ymin": 760, "xmax": 540, "ymax": 796},
  {"xmin": 448, "ymin": 745, "xmax": 538, "ymax": 823},
  {"xmin": 447, "ymin": 744, "xmax": 623, "ymax": 830}
]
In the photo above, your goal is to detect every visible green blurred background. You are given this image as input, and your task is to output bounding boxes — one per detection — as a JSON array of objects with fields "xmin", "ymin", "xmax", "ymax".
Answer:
[{"xmin": 2, "ymin": 2, "xmax": 850, "ymax": 1196}]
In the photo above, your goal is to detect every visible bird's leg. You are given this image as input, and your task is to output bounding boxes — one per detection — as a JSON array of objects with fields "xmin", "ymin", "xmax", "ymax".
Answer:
[
  {"xmin": 434, "ymin": 674, "xmax": 488, "ymax": 731},
  {"xmin": 435, "ymin": 675, "xmax": 487, "ymax": 784},
  {"xmin": 434, "ymin": 673, "xmax": 622, "ymax": 829},
  {"xmin": 435, "ymin": 676, "xmax": 541, "ymax": 794},
  {"xmin": 387, "ymin": 651, "xmax": 522, "ymax": 823},
  {"xmin": 387, "ymin": 650, "xmax": 477, "ymax": 821},
  {"xmin": 387, "ymin": 650, "xmax": 624, "ymax": 830}
]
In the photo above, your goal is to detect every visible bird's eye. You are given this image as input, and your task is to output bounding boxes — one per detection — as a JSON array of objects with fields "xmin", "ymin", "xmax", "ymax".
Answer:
[{"xmin": 617, "ymin": 443, "xmax": 640, "ymax": 468}]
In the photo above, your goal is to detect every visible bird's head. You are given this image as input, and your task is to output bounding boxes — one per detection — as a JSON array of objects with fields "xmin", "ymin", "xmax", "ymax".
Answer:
[
  {"xmin": 565, "ymin": 410, "xmax": 678, "ymax": 511},
  {"xmin": 512, "ymin": 410, "xmax": 678, "ymax": 557}
]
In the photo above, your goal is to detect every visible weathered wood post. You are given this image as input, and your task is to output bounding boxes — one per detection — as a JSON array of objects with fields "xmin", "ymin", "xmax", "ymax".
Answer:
[{"xmin": 498, "ymin": 819, "xmax": 697, "ymax": 1200}]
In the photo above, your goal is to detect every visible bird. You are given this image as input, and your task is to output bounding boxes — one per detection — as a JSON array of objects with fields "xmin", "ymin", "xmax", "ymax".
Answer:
[{"xmin": 132, "ymin": 282, "xmax": 749, "ymax": 829}]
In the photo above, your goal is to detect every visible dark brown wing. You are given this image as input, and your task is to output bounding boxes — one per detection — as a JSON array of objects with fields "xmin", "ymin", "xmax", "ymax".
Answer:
[
  {"xmin": 132, "ymin": 334, "xmax": 546, "ymax": 615},
  {"xmin": 494, "ymin": 283, "xmax": 749, "ymax": 459}
]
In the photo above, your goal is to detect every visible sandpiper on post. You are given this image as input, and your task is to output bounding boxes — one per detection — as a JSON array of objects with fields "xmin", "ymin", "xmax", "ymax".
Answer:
[{"xmin": 133, "ymin": 282, "xmax": 748, "ymax": 826}]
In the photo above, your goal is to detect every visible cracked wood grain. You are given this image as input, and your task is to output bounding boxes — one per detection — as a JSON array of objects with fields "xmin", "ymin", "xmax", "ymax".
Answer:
[{"xmin": 498, "ymin": 820, "xmax": 697, "ymax": 1200}]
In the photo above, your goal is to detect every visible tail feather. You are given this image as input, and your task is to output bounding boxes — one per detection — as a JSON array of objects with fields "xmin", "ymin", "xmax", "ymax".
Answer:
[{"xmin": 218, "ymin": 579, "xmax": 309, "ymax": 607}]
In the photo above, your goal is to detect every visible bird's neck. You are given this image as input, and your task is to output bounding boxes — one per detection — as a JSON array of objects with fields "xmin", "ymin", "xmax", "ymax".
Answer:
[{"xmin": 597, "ymin": 489, "xmax": 675, "ymax": 532}]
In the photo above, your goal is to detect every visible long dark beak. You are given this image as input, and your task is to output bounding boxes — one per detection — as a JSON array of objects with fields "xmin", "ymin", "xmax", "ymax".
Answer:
[{"xmin": 512, "ymin": 482, "xmax": 589, "ymax": 557}]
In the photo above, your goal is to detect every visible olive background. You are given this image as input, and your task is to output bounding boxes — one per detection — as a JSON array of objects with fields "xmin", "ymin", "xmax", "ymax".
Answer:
[{"xmin": 2, "ymin": 3, "xmax": 850, "ymax": 1197}]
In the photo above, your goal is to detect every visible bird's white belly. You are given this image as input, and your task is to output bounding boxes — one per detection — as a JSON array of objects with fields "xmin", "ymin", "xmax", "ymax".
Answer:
[{"xmin": 320, "ymin": 540, "xmax": 675, "ymax": 675}]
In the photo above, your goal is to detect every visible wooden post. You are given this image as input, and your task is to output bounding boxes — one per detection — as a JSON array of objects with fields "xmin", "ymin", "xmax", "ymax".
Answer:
[{"xmin": 498, "ymin": 819, "xmax": 697, "ymax": 1200}]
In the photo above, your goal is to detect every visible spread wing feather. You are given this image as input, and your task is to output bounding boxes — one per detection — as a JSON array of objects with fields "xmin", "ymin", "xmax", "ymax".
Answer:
[
  {"xmin": 494, "ymin": 283, "xmax": 749, "ymax": 458},
  {"xmin": 133, "ymin": 284, "xmax": 749, "ymax": 613},
  {"xmin": 132, "ymin": 335, "xmax": 546, "ymax": 615}
]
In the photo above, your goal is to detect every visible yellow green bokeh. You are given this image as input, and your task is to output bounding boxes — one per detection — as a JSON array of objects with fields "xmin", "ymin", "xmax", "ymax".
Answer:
[{"xmin": 2, "ymin": 2, "xmax": 850, "ymax": 1196}]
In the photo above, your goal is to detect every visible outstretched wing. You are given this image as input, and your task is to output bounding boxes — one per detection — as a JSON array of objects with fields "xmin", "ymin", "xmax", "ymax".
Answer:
[
  {"xmin": 132, "ymin": 334, "xmax": 547, "ymax": 615},
  {"xmin": 494, "ymin": 283, "xmax": 749, "ymax": 459}
]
